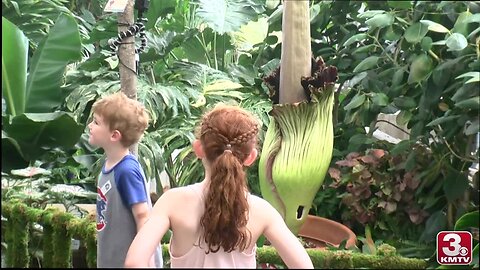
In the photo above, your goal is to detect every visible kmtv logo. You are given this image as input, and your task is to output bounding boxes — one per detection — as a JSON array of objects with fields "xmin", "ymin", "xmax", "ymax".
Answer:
[{"xmin": 437, "ymin": 231, "xmax": 472, "ymax": 265}]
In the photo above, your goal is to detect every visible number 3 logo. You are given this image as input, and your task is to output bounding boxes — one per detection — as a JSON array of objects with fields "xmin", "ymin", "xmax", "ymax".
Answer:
[{"xmin": 442, "ymin": 233, "xmax": 462, "ymax": 256}]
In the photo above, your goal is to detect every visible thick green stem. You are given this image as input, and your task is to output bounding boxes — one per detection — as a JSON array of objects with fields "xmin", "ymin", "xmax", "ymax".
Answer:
[{"xmin": 213, "ymin": 32, "xmax": 218, "ymax": 70}]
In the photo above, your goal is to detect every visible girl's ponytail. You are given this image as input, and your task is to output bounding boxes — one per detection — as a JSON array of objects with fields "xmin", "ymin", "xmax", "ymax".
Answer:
[{"xmin": 197, "ymin": 105, "xmax": 259, "ymax": 253}]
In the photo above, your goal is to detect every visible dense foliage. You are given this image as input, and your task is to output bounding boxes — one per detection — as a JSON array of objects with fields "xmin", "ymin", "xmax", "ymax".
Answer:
[{"xmin": 2, "ymin": 0, "xmax": 479, "ymax": 266}]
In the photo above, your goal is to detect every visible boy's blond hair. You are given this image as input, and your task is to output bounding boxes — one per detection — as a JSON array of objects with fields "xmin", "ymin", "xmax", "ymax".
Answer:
[{"xmin": 92, "ymin": 92, "xmax": 150, "ymax": 147}]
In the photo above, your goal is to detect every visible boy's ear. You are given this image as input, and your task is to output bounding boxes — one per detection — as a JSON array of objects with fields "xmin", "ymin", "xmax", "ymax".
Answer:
[
  {"xmin": 243, "ymin": 148, "xmax": 258, "ymax": 167},
  {"xmin": 111, "ymin": 130, "xmax": 122, "ymax": 142},
  {"xmin": 193, "ymin": 139, "xmax": 205, "ymax": 159}
]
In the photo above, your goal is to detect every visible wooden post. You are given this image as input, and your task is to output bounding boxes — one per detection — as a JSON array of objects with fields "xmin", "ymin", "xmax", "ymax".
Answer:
[{"xmin": 117, "ymin": 0, "xmax": 138, "ymax": 156}]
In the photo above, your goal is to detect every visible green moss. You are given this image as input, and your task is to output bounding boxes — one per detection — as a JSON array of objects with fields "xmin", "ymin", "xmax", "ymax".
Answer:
[
  {"xmin": 84, "ymin": 224, "xmax": 97, "ymax": 268},
  {"xmin": 52, "ymin": 212, "xmax": 74, "ymax": 267},
  {"xmin": 377, "ymin": 243, "xmax": 397, "ymax": 256},
  {"xmin": 4, "ymin": 213, "xmax": 14, "ymax": 267},
  {"xmin": 252, "ymin": 245, "xmax": 426, "ymax": 269},
  {"xmin": 330, "ymin": 250, "xmax": 354, "ymax": 268},
  {"xmin": 1, "ymin": 201, "xmax": 428, "ymax": 269},
  {"xmin": 11, "ymin": 203, "xmax": 30, "ymax": 267},
  {"xmin": 42, "ymin": 224, "xmax": 54, "ymax": 267}
]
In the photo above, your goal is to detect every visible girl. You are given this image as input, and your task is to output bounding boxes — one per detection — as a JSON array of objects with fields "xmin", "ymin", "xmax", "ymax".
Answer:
[{"xmin": 125, "ymin": 104, "xmax": 313, "ymax": 268}]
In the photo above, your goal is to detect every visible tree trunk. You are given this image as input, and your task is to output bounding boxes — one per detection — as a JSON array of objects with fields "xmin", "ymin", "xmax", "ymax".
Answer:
[{"xmin": 118, "ymin": 0, "xmax": 138, "ymax": 156}]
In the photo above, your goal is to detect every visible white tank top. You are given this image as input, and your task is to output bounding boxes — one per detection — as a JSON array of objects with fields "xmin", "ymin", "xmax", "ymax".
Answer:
[{"xmin": 169, "ymin": 183, "xmax": 257, "ymax": 268}]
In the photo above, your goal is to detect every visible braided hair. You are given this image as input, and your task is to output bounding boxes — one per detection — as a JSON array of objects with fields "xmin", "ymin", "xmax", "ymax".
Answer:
[{"xmin": 196, "ymin": 104, "xmax": 260, "ymax": 253}]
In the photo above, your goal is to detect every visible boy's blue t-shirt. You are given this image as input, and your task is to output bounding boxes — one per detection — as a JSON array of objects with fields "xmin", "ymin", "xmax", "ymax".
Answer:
[{"xmin": 96, "ymin": 154, "xmax": 163, "ymax": 268}]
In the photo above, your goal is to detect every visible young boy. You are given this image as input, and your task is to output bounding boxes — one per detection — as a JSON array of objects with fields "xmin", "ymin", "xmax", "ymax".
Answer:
[{"xmin": 88, "ymin": 92, "xmax": 162, "ymax": 268}]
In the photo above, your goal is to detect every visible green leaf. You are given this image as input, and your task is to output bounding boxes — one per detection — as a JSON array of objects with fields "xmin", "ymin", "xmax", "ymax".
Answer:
[
  {"xmin": 453, "ymin": 11, "xmax": 472, "ymax": 36},
  {"xmin": 405, "ymin": 151, "xmax": 416, "ymax": 171},
  {"xmin": 436, "ymin": 56, "xmax": 467, "ymax": 71},
  {"xmin": 454, "ymin": 210, "xmax": 479, "ymax": 231},
  {"xmin": 396, "ymin": 110, "xmax": 412, "ymax": 126},
  {"xmin": 231, "ymin": 17, "xmax": 268, "ymax": 51},
  {"xmin": 349, "ymin": 133, "xmax": 374, "ymax": 146},
  {"xmin": 1, "ymin": 130, "xmax": 28, "ymax": 172},
  {"xmin": 404, "ymin": 22, "xmax": 429, "ymax": 44},
  {"xmin": 365, "ymin": 13, "xmax": 395, "ymax": 30},
  {"xmin": 256, "ymin": 234, "xmax": 266, "ymax": 247},
  {"xmin": 455, "ymin": 96, "xmax": 479, "ymax": 110},
  {"xmin": 390, "ymin": 140, "xmax": 411, "ymax": 155},
  {"xmin": 419, "ymin": 210, "xmax": 446, "ymax": 242},
  {"xmin": 472, "ymin": 244, "xmax": 479, "ymax": 267},
  {"xmin": 353, "ymin": 56, "xmax": 380, "ymax": 73},
  {"xmin": 193, "ymin": 0, "xmax": 264, "ymax": 34},
  {"xmin": 464, "ymin": 13, "xmax": 480, "ymax": 24},
  {"xmin": 392, "ymin": 68, "xmax": 405, "ymax": 87},
  {"xmin": 2, "ymin": 112, "xmax": 84, "ymax": 162},
  {"xmin": 352, "ymin": 44, "xmax": 376, "ymax": 55},
  {"xmin": 358, "ymin": 10, "xmax": 385, "ymax": 19},
  {"xmin": 383, "ymin": 25, "xmax": 401, "ymax": 41},
  {"xmin": 443, "ymin": 169, "xmax": 469, "ymax": 202},
  {"xmin": 387, "ymin": 1, "xmax": 412, "ymax": 9},
  {"xmin": 452, "ymin": 85, "xmax": 477, "ymax": 103},
  {"xmin": 2, "ymin": 17, "xmax": 28, "ymax": 116},
  {"xmin": 204, "ymin": 79, "xmax": 243, "ymax": 92},
  {"xmin": 446, "ymin": 33, "xmax": 468, "ymax": 51},
  {"xmin": 145, "ymin": 0, "xmax": 177, "ymax": 29},
  {"xmin": 371, "ymin": 92, "xmax": 389, "ymax": 107},
  {"xmin": 344, "ymin": 93, "xmax": 366, "ymax": 110},
  {"xmin": 408, "ymin": 54, "xmax": 433, "ymax": 84},
  {"xmin": 420, "ymin": 36, "xmax": 432, "ymax": 52},
  {"xmin": 431, "ymin": 40, "xmax": 447, "ymax": 46},
  {"xmin": 343, "ymin": 33, "xmax": 368, "ymax": 47},
  {"xmin": 265, "ymin": 0, "xmax": 279, "ymax": 10},
  {"xmin": 393, "ymin": 96, "xmax": 416, "ymax": 109},
  {"xmin": 456, "ymin": 72, "xmax": 480, "ymax": 84},
  {"xmin": 426, "ymin": 115, "xmax": 460, "ymax": 127},
  {"xmin": 420, "ymin": 19, "xmax": 450, "ymax": 33},
  {"xmin": 25, "ymin": 13, "xmax": 82, "ymax": 113},
  {"xmin": 347, "ymin": 72, "xmax": 367, "ymax": 88},
  {"xmin": 104, "ymin": 56, "xmax": 119, "ymax": 69},
  {"xmin": 395, "ymin": 16, "xmax": 409, "ymax": 26}
]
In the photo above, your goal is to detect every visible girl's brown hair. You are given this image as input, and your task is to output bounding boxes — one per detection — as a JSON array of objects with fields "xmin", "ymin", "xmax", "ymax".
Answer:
[{"xmin": 196, "ymin": 104, "xmax": 259, "ymax": 253}]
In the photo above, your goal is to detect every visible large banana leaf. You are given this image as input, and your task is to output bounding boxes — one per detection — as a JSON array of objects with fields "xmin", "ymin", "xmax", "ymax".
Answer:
[
  {"xmin": 1, "ymin": 130, "xmax": 28, "ymax": 172},
  {"xmin": 2, "ymin": 112, "xmax": 85, "ymax": 167},
  {"xmin": 230, "ymin": 17, "xmax": 268, "ymax": 51},
  {"xmin": 2, "ymin": 17, "xmax": 28, "ymax": 116},
  {"xmin": 2, "ymin": 0, "xmax": 72, "ymax": 45},
  {"xmin": 25, "ymin": 13, "xmax": 82, "ymax": 113},
  {"xmin": 192, "ymin": 0, "xmax": 265, "ymax": 34}
]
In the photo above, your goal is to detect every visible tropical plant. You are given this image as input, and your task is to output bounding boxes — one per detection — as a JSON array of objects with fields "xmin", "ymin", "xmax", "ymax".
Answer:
[
  {"xmin": 321, "ymin": 0, "xmax": 479, "ymax": 237},
  {"xmin": 3, "ymin": 2, "xmax": 477, "ymax": 263},
  {"xmin": 2, "ymin": 13, "xmax": 85, "ymax": 172},
  {"xmin": 453, "ymin": 210, "xmax": 479, "ymax": 268},
  {"xmin": 328, "ymin": 144, "xmax": 437, "ymax": 241},
  {"xmin": 60, "ymin": 0, "xmax": 274, "ymax": 194},
  {"xmin": 258, "ymin": 0, "xmax": 339, "ymax": 235},
  {"xmin": 300, "ymin": 0, "xmax": 479, "ymax": 260}
]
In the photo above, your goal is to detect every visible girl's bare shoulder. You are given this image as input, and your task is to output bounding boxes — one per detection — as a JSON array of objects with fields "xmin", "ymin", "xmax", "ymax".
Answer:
[
  {"xmin": 248, "ymin": 194, "xmax": 277, "ymax": 212},
  {"xmin": 158, "ymin": 184, "xmax": 198, "ymax": 203}
]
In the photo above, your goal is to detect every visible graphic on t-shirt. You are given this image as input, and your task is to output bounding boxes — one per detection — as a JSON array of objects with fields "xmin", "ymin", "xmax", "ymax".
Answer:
[{"xmin": 97, "ymin": 187, "xmax": 108, "ymax": 231}]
